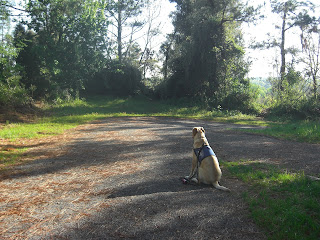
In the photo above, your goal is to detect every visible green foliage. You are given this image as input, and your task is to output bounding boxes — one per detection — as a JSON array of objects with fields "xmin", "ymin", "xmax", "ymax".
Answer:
[
  {"xmin": 1, "ymin": 0, "xmax": 318, "ymax": 120},
  {"xmin": 0, "ymin": 76, "xmax": 30, "ymax": 107},
  {"xmin": 223, "ymin": 160, "xmax": 320, "ymax": 240},
  {"xmin": 0, "ymin": 21, "xmax": 31, "ymax": 107},
  {"xmin": 13, "ymin": 0, "xmax": 109, "ymax": 100},
  {"xmin": 267, "ymin": 97, "xmax": 320, "ymax": 120},
  {"xmin": 13, "ymin": 24, "xmax": 48, "ymax": 98},
  {"xmin": 88, "ymin": 60, "xmax": 142, "ymax": 96},
  {"xmin": 162, "ymin": 0, "xmax": 255, "ymax": 112},
  {"xmin": 261, "ymin": 65, "xmax": 320, "ymax": 119}
]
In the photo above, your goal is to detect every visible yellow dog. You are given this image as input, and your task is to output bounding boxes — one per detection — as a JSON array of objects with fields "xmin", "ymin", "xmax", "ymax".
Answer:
[{"xmin": 185, "ymin": 127, "xmax": 230, "ymax": 192}]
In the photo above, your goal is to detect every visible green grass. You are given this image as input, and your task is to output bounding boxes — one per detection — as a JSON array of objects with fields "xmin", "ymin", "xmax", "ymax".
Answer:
[
  {"xmin": 0, "ymin": 96, "xmax": 258, "ymax": 168},
  {"xmin": 242, "ymin": 120, "xmax": 320, "ymax": 143},
  {"xmin": 223, "ymin": 160, "xmax": 320, "ymax": 240},
  {"xmin": 0, "ymin": 96, "xmax": 260, "ymax": 140},
  {"xmin": 0, "ymin": 147, "xmax": 29, "ymax": 167},
  {"xmin": 0, "ymin": 96, "xmax": 318, "ymax": 169},
  {"xmin": 0, "ymin": 96, "xmax": 319, "ymax": 142}
]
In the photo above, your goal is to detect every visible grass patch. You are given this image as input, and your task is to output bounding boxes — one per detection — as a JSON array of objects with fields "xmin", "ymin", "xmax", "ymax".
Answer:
[
  {"xmin": 242, "ymin": 120, "xmax": 320, "ymax": 143},
  {"xmin": 0, "ymin": 96, "xmax": 318, "ymax": 171},
  {"xmin": 1, "ymin": 95, "xmax": 318, "ymax": 143},
  {"xmin": 0, "ymin": 96, "xmax": 259, "ymax": 169},
  {"xmin": 223, "ymin": 160, "xmax": 320, "ymax": 240},
  {"xmin": 0, "ymin": 147, "xmax": 29, "ymax": 167},
  {"xmin": 0, "ymin": 96, "xmax": 261, "ymax": 141}
]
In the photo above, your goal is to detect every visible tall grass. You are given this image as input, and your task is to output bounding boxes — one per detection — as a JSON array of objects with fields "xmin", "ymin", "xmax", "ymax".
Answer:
[{"xmin": 223, "ymin": 160, "xmax": 320, "ymax": 240}]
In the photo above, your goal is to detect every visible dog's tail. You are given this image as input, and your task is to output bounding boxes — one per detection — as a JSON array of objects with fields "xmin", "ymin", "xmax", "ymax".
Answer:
[{"xmin": 213, "ymin": 182, "xmax": 230, "ymax": 192}]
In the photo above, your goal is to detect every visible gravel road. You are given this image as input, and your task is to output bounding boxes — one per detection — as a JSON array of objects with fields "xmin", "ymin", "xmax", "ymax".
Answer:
[{"xmin": 1, "ymin": 117, "xmax": 319, "ymax": 239}]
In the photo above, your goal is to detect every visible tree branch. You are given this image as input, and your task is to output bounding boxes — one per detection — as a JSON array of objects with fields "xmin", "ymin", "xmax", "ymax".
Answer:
[{"xmin": 1, "ymin": 3, "xmax": 28, "ymax": 13}]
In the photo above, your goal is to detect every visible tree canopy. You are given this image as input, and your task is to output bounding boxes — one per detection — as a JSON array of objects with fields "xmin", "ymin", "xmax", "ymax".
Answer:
[{"xmin": 159, "ymin": 0, "xmax": 256, "ymax": 111}]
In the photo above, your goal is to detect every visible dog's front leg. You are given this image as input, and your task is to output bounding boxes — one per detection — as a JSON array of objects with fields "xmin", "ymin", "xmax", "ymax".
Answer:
[{"xmin": 185, "ymin": 153, "xmax": 198, "ymax": 183}]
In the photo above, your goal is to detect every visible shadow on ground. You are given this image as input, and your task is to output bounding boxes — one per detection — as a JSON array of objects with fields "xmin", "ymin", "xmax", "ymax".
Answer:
[{"xmin": 4, "ymin": 117, "xmax": 319, "ymax": 239}]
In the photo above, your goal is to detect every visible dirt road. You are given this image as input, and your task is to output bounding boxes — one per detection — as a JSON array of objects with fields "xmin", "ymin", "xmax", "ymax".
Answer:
[{"xmin": 1, "ymin": 117, "xmax": 319, "ymax": 239}]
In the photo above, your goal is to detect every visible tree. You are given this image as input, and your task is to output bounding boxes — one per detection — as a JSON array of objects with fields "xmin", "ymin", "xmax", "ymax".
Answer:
[
  {"xmin": 104, "ymin": 0, "xmax": 145, "ymax": 63},
  {"xmin": 0, "ymin": 0, "xmax": 13, "ymax": 79},
  {"xmin": 269, "ymin": 0, "xmax": 315, "ymax": 91},
  {"xmin": 300, "ymin": 22, "xmax": 320, "ymax": 99},
  {"xmin": 138, "ymin": 0, "xmax": 162, "ymax": 80},
  {"xmin": 160, "ymin": 33, "xmax": 176, "ymax": 82},
  {"xmin": 162, "ymin": 0, "xmax": 258, "ymax": 111},
  {"xmin": 0, "ymin": 2, "xmax": 31, "ymax": 107},
  {"xmin": 13, "ymin": 24, "xmax": 45, "ymax": 98},
  {"xmin": 17, "ymin": 0, "xmax": 109, "ymax": 99}
]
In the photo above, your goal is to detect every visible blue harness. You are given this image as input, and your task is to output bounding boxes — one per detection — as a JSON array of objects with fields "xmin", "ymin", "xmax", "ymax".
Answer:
[{"xmin": 194, "ymin": 145, "xmax": 216, "ymax": 163}]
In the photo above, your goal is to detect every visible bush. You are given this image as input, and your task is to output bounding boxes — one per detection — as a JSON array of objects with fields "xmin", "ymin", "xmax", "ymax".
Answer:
[
  {"xmin": 298, "ymin": 98, "xmax": 320, "ymax": 119},
  {"xmin": 267, "ymin": 97, "xmax": 320, "ymax": 120},
  {"xmin": 0, "ymin": 76, "xmax": 31, "ymax": 107},
  {"xmin": 88, "ymin": 60, "xmax": 142, "ymax": 96}
]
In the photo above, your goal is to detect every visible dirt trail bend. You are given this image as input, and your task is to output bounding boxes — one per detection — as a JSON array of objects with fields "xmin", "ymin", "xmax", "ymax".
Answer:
[{"xmin": 1, "ymin": 117, "xmax": 319, "ymax": 239}]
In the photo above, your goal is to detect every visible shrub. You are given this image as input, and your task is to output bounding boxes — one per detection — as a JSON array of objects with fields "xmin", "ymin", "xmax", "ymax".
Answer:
[
  {"xmin": 88, "ymin": 60, "xmax": 142, "ymax": 96},
  {"xmin": 0, "ymin": 76, "xmax": 31, "ymax": 107}
]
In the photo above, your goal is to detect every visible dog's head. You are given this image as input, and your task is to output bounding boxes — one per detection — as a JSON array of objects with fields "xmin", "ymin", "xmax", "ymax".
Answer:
[{"xmin": 192, "ymin": 127, "xmax": 206, "ymax": 139}]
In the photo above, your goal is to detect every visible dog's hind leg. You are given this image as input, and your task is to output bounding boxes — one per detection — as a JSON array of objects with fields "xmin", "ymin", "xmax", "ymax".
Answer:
[
  {"xmin": 213, "ymin": 182, "xmax": 230, "ymax": 192},
  {"xmin": 190, "ymin": 177, "xmax": 198, "ymax": 183}
]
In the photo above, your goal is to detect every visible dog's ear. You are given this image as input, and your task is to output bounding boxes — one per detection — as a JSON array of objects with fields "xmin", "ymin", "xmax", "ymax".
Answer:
[{"xmin": 192, "ymin": 127, "xmax": 198, "ymax": 138}]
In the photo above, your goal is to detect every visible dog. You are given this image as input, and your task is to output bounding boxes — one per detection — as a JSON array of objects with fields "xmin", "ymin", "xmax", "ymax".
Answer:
[{"xmin": 185, "ymin": 127, "xmax": 230, "ymax": 192}]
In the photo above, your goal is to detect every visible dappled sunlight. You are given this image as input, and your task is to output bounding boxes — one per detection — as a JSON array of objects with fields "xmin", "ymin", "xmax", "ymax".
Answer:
[{"xmin": 223, "ymin": 160, "xmax": 308, "ymax": 185}]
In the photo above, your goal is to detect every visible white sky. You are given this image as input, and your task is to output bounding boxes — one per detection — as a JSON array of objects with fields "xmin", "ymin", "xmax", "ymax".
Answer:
[{"xmin": 241, "ymin": 0, "xmax": 319, "ymax": 78}]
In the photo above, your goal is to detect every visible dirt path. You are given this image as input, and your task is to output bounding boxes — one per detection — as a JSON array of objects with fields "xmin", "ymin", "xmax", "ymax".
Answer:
[{"xmin": 1, "ymin": 117, "xmax": 319, "ymax": 239}]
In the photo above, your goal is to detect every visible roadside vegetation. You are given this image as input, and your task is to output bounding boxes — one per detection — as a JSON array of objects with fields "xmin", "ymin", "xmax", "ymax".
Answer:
[
  {"xmin": 0, "ymin": 96, "xmax": 257, "ymax": 140},
  {"xmin": 240, "ymin": 120, "xmax": 320, "ymax": 144}
]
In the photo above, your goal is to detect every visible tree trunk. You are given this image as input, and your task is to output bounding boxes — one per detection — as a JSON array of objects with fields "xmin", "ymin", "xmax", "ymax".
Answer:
[
  {"xmin": 280, "ymin": 3, "xmax": 287, "ymax": 92},
  {"xmin": 313, "ymin": 76, "xmax": 318, "ymax": 100},
  {"xmin": 117, "ymin": 4, "xmax": 122, "ymax": 63}
]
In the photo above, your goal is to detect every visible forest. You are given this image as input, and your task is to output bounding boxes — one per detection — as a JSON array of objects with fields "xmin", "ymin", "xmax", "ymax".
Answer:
[{"xmin": 0, "ymin": 0, "xmax": 319, "ymax": 119}]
